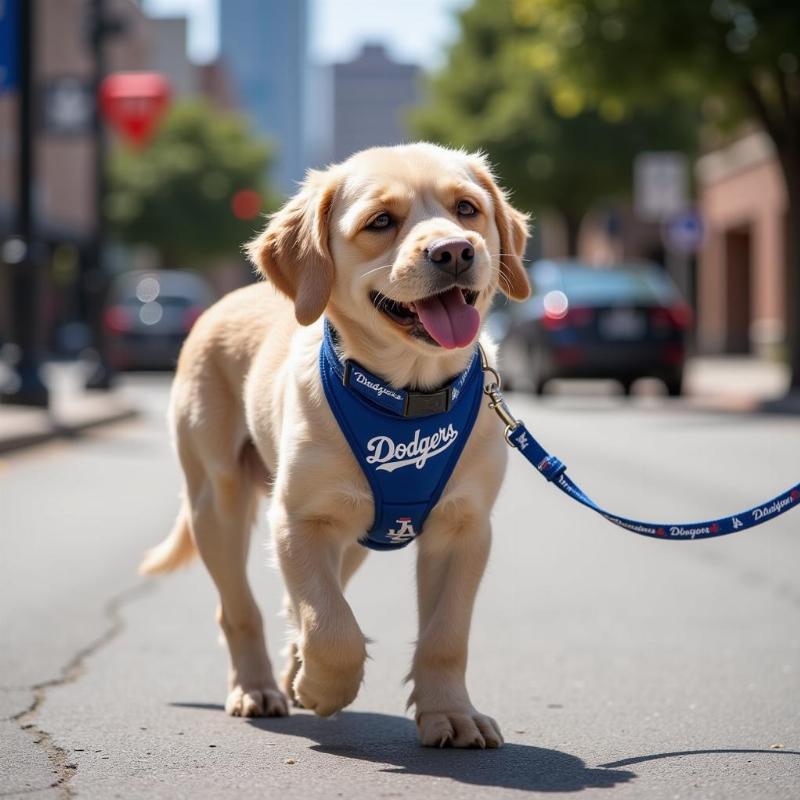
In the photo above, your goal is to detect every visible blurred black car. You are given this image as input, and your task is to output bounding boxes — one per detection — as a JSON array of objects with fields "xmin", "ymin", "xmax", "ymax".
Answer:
[
  {"xmin": 104, "ymin": 270, "xmax": 214, "ymax": 371},
  {"xmin": 495, "ymin": 260, "xmax": 692, "ymax": 396}
]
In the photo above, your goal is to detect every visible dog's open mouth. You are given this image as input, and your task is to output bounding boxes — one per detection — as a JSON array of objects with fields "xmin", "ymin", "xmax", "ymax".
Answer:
[{"xmin": 370, "ymin": 287, "xmax": 480, "ymax": 349}]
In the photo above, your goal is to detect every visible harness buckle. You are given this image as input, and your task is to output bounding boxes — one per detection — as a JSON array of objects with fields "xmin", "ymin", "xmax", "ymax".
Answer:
[{"xmin": 403, "ymin": 387, "xmax": 452, "ymax": 417}]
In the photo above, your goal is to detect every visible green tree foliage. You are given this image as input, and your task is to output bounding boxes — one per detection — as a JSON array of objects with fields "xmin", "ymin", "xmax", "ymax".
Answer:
[
  {"xmin": 505, "ymin": 0, "xmax": 800, "ymax": 385},
  {"xmin": 107, "ymin": 101, "xmax": 279, "ymax": 268},
  {"xmin": 412, "ymin": 0, "xmax": 699, "ymax": 254}
]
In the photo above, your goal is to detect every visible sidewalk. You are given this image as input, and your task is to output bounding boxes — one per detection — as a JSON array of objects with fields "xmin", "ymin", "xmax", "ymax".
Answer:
[
  {"xmin": 0, "ymin": 361, "xmax": 137, "ymax": 454},
  {"xmin": 684, "ymin": 355, "xmax": 795, "ymax": 412}
]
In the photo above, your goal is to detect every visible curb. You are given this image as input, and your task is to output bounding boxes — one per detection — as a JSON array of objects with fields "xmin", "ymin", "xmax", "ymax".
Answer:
[{"xmin": 0, "ymin": 406, "xmax": 139, "ymax": 455}]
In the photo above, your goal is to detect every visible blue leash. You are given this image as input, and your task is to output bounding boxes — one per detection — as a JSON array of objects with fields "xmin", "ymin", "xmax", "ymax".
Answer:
[{"xmin": 478, "ymin": 346, "xmax": 799, "ymax": 540}]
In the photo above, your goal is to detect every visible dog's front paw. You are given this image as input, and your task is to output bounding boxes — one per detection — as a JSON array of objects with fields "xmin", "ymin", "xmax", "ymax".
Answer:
[
  {"xmin": 417, "ymin": 709, "xmax": 503, "ymax": 749},
  {"xmin": 225, "ymin": 685, "xmax": 289, "ymax": 718},
  {"xmin": 292, "ymin": 660, "xmax": 363, "ymax": 717}
]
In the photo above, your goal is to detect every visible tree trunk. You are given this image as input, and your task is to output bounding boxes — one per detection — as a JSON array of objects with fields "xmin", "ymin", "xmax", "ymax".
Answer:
[{"xmin": 562, "ymin": 210, "xmax": 582, "ymax": 257}]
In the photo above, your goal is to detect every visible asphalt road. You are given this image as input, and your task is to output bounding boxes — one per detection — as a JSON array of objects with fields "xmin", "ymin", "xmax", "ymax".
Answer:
[{"xmin": 2, "ymin": 375, "xmax": 799, "ymax": 799}]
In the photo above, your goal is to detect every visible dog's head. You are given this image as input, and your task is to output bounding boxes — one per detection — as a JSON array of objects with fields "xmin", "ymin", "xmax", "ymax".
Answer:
[{"xmin": 247, "ymin": 143, "xmax": 529, "ymax": 355}]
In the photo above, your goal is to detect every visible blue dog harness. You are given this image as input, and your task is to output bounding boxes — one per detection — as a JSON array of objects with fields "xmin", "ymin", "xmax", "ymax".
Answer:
[{"xmin": 320, "ymin": 320, "xmax": 483, "ymax": 551}]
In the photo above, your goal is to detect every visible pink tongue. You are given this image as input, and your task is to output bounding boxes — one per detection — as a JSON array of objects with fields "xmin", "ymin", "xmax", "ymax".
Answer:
[{"xmin": 414, "ymin": 287, "xmax": 480, "ymax": 349}]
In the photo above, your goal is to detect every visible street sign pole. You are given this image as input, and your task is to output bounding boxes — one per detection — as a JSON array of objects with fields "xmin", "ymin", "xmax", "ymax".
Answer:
[
  {"xmin": 83, "ymin": 0, "xmax": 114, "ymax": 390},
  {"xmin": 2, "ymin": 0, "xmax": 49, "ymax": 408},
  {"xmin": 662, "ymin": 210, "xmax": 704, "ymax": 311}
]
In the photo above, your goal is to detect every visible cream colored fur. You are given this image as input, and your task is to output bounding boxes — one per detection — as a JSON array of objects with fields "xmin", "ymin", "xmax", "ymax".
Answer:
[{"xmin": 140, "ymin": 143, "xmax": 530, "ymax": 748}]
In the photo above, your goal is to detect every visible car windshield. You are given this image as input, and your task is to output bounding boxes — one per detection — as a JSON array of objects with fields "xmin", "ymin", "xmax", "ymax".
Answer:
[{"xmin": 534, "ymin": 264, "xmax": 680, "ymax": 306}]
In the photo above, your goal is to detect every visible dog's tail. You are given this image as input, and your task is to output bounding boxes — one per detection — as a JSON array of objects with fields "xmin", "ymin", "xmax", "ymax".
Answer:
[{"xmin": 138, "ymin": 498, "xmax": 196, "ymax": 575}]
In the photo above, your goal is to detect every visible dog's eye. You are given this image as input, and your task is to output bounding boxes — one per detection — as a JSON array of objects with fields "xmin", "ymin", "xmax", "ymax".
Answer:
[
  {"xmin": 366, "ymin": 212, "xmax": 393, "ymax": 231},
  {"xmin": 457, "ymin": 200, "xmax": 478, "ymax": 217}
]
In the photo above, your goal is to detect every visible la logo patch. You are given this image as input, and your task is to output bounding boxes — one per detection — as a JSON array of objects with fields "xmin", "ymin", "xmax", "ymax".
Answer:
[{"xmin": 387, "ymin": 517, "xmax": 416, "ymax": 543}]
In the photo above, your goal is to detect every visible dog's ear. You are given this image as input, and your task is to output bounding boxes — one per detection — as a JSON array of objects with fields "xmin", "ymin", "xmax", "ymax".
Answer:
[
  {"xmin": 246, "ymin": 169, "xmax": 339, "ymax": 325},
  {"xmin": 468, "ymin": 154, "xmax": 531, "ymax": 301}
]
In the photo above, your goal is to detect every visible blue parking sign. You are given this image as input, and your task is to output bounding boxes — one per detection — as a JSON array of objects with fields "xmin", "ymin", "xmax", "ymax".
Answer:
[
  {"xmin": 0, "ymin": 0, "xmax": 19, "ymax": 94},
  {"xmin": 663, "ymin": 210, "xmax": 704, "ymax": 255}
]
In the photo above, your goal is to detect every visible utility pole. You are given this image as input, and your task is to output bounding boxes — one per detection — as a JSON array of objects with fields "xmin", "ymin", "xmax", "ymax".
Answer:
[
  {"xmin": 83, "ymin": 0, "xmax": 120, "ymax": 390},
  {"xmin": 2, "ymin": 0, "xmax": 49, "ymax": 407}
]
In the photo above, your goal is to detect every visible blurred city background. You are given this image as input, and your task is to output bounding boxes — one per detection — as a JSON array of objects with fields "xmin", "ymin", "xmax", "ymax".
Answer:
[
  {"xmin": 2, "ymin": 4, "xmax": 799, "ymax": 797},
  {"xmin": 1, "ymin": 0, "xmax": 799, "ymax": 435}
]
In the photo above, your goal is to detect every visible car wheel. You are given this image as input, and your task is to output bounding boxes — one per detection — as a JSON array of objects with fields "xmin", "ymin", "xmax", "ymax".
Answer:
[
  {"xmin": 664, "ymin": 373, "xmax": 683, "ymax": 397},
  {"xmin": 529, "ymin": 346, "xmax": 549, "ymax": 395}
]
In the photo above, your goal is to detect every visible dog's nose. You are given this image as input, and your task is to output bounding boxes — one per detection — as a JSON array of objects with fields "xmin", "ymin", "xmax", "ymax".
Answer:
[{"xmin": 425, "ymin": 237, "xmax": 475, "ymax": 277}]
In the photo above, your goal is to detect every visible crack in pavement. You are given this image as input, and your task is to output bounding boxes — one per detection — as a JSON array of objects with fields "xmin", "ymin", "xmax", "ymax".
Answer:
[{"xmin": 3, "ymin": 582, "xmax": 156, "ymax": 799}]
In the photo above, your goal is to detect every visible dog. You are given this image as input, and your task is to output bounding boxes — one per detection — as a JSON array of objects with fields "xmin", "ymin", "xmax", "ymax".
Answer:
[{"xmin": 139, "ymin": 143, "xmax": 530, "ymax": 748}]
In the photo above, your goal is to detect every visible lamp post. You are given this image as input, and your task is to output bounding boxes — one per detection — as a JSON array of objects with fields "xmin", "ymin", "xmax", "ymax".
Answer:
[
  {"xmin": 82, "ymin": 0, "xmax": 118, "ymax": 390},
  {"xmin": 1, "ymin": 0, "xmax": 49, "ymax": 407},
  {"xmin": 83, "ymin": 7, "xmax": 163, "ymax": 389}
]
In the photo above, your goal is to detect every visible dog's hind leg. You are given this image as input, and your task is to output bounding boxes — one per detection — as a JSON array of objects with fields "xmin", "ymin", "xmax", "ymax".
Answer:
[{"xmin": 179, "ymin": 427, "xmax": 288, "ymax": 718}]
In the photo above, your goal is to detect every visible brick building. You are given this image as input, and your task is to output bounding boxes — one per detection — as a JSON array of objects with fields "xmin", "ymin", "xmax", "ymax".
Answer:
[{"xmin": 696, "ymin": 131, "xmax": 789, "ymax": 357}]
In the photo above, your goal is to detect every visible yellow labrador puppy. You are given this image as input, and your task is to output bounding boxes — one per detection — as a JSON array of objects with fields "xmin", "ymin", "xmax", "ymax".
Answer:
[{"xmin": 140, "ymin": 143, "xmax": 530, "ymax": 748}]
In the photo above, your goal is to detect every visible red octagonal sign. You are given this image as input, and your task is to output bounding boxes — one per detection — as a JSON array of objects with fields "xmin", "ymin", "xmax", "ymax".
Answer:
[{"xmin": 100, "ymin": 72, "xmax": 171, "ymax": 147}]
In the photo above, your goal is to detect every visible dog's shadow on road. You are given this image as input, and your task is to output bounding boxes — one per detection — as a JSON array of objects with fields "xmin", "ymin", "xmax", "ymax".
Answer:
[{"xmin": 247, "ymin": 709, "xmax": 634, "ymax": 792}]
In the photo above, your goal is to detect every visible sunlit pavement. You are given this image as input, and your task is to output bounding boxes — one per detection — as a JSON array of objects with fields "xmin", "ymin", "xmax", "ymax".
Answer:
[{"xmin": 1, "ymin": 373, "xmax": 798, "ymax": 799}]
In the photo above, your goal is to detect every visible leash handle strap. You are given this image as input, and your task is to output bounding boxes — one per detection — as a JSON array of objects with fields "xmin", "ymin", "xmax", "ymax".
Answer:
[{"xmin": 477, "ymin": 346, "xmax": 800, "ymax": 540}]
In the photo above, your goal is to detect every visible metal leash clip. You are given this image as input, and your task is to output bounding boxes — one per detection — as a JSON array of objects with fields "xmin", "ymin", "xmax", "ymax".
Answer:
[{"xmin": 477, "ymin": 343, "xmax": 521, "ymax": 444}]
